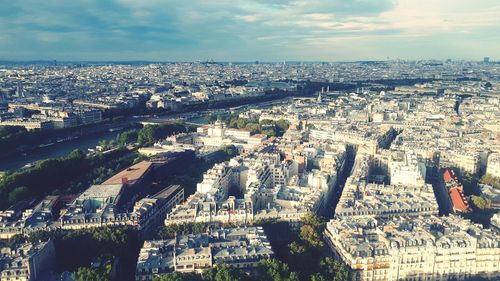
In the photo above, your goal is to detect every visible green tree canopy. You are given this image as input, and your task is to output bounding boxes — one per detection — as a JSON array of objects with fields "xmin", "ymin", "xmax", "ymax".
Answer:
[
  {"xmin": 138, "ymin": 123, "xmax": 190, "ymax": 146},
  {"xmin": 258, "ymin": 259, "xmax": 300, "ymax": 281},
  {"xmin": 116, "ymin": 130, "xmax": 138, "ymax": 145},
  {"xmin": 154, "ymin": 272, "xmax": 203, "ymax": 281},
  {"xmin": 471, "ymin": 195, "xmax": 491, "ymax": 210},
  {"xmin": 316, "ymin": 257, "xmax": 351, "ymax": 281},
  {"xmin": 299, "ymin": 212, "xmax": 326, "ymax": 248},
  {"xmin": 203, "ymin": 264, "xmax": 244, "ymax": 281},
  {"xmin": 480, "ymin": 174, "xmax": 500, "ymax": 188},
  {"xmin": 72, "ymin": 267, "xmax": 109, "ymax": 281},
  {"xmin": 288, "ymin": 241, "xmax": 306, "ymax": 255},
  {"xmin": 7, "ymin": 186, "xmax": 29, "ymax": 204}
]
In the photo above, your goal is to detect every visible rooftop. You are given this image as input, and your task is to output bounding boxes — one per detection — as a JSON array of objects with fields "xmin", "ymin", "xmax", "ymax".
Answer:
[
  {"xmin": 78, "ymin": 184, "xmax": 124, "ymax": 200},
  {"xmin": 102, "ymin": 161, "xmax": 152, "ymax": 185},
  {"xmin": 152, "ymin": 185, "xmax": 182, "ymax": 200}
]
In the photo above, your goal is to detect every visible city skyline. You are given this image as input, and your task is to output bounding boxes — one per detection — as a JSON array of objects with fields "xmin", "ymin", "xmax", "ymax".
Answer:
[{"xmin": 1, "ymin": 0, "xmax": 499, "ymax": 61}]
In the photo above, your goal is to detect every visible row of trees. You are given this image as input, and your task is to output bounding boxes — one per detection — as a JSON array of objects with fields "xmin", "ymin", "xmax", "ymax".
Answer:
[
  {"xmin": 471, "ymin": 195, "xmax": 492, "ymax": 210},
  {"xmin": 0, "ymin": 122, "xmax": 194, "ymax": 209},
  {"xmin": 154, "ymin": 257, "xmax": 350, "ymax": 281},
  {"xmin": 0, "ymin": 125, "xmax": 45, "ymax": 157},
  {"xmin": 97, "ymin": 130, "xmax": 139, "ymax": 150},
  {"xmin": 0, "ymin": 148, "xmax": 134, "ymax": 209},
  {"xmin": 30, "ymin": 227, "xmax": 141, "ymax": 281},
  {"xmin": 98, "ymin": 122, "xmax": 193, "ymax": 149},
  {"xmin": 73, "ymin": 267, "xmax": 111, "ymax": 281},
  {"xmin": 154, "ymin": 213, "xmax": 351, "ymax": 281},
  {"xmin": 206, "ymin": 113, "xmax": 289, "ymax": 137},
  {"xmin": 479, "ymin": 173, "xmax": 500, "ymax": 189},
  {"xmin": 260, "ymin": 213, "xmax": 351, "ymax": 281},
  {"xmin": 137, "ymin": 123, "xmax": 193, "ymax": 145},
  {"xmin": 0, "ymin": 125, "xmax": 27, "ymax": 140},
  {"xmin": 287, "ymin": 213, "xmax": 349, "ymax": 281},
  {"xmin": 153, "ymin": 260, "xmax": 299, "ymax": 281}
]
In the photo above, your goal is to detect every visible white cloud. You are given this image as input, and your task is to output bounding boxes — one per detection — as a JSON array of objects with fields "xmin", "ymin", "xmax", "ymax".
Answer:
[
  {"xmin": 302, "ymin": 13, "xmax": 335, "ymax": 21},
  {"xmin": 0, "ymin": 0, "xmax": 498, "ymax": 60},
  {"xmin": 235, "ymin": 14, "xmax": 261, "ymax": 22}
]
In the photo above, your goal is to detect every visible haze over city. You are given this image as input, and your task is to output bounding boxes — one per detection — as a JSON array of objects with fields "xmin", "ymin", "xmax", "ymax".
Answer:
[{"xmin": 1, "ymin": 0, "xmax": 499, "ymax": 61}]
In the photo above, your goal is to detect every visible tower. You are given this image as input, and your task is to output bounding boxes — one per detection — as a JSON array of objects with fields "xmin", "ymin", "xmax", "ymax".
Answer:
[{"xmin": 16, "ymin": 82, "xmax": 24, "ymax": 97}]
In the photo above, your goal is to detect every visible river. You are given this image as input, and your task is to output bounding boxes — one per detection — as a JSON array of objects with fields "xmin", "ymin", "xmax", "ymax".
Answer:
[
  {"xmin": 0, "ymin": 130, "xmax": 122, "ymax": 172},
  {"xmin": 0, "ymin": 97, "xmax": 292, "ymax": 172}
]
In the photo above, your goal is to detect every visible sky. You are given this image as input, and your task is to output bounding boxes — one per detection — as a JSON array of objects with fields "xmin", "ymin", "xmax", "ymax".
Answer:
[{"xmin": 0, "ymin": 0, "xmax": 499, "ymax": 61}]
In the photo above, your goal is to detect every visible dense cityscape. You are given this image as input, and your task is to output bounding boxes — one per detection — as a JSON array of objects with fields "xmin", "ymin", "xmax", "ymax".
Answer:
[{"xmin": 0, "ymin": 60, "xmax": 498, "ymax": 281}]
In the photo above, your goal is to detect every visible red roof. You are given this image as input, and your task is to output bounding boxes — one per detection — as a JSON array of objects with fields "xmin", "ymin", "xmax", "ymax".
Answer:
[
  {"xmin": 450, "ymin": 187, "xmax": 469, "ymax": 212},
  {"xmin": 102, "ymin": 161, "xmax": 152, "ymax": 185},
  {"xmin": 443, "ymin": 169, "xmax": 453, "ymax": 183}
]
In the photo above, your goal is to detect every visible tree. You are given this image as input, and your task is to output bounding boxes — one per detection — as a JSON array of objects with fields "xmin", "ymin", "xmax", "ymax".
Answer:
[
  {"xmin": 288, "ymin": 242, "xmax": 306, "ymax": 255},
  {"xmin": 206, "ymin": 114, "xmax": 219, "ymax": 123},
  {"xmin": 306, "ymin": 124, "xmax": 316, "ymax": 130},
  {"xmin": 316, "ymin": 257, "xmax": 351, "ymax": 281},
  {"xmin": 154, "ymin": 272, "xmax": 202, "ymax": 281},
  {"xmin": 246, "ymin": 124, "xmax": 261, "ymax": 135},
  {"xmin": 310, "ymin": 273, "xmax": 326, "ymax": 281},
  {"xmin": 258, "ymin": 259, "xmax": 300, "ymax": 281},
  {"xmin": 138, "ymin": 124, "xmax": 157, "ymax": 145},
  {"xmin": 7, "ymin": 186, "xmax": 29, "ymax": 204},
  {"xmin": 28, "ymin": 230, "xmax": 55, "ymax": 244},
  {"xmin": 479, "ymin": 174, "xmax": 500, "ymax": 189},
  {"xmin": 302, "ymin": 212, "xmax": 324, "ymax": 230},
  {"xmin": 203, "ymin": 264, "xmax": 243, "ymax": 281},
  {"xmin": 260, "ymin": 119, "xmax": 274, "ymax": 125},
  {"xmin": 471, "ymin": 195, "xmax": 491, "ymax": 210},
  {"xmin": 236, "ymin": 118, "xmax": 249, "ymax": 129},
  {"xmin": 299, "ymin": 213, "xmax": 325, "ymax": 248},
  {"xmin": 262, "ymin": 129, "xmax": 277, "ymax": 137},
  {"xmin": 274, "ymin": 119, "xmax": 289, "ymax": 136},
  {"xmin": 116, "ymin": 130, "xmax": 138, "ymax": 145},
  {"xmin": 137, "ymin": 123, "xmax": 189, "ymax": 146},
  {"xmin": 221, "ymin": 145, "xmax": 237, "ymax": 157},
  {"xmin": 0, "ymin": 147, "xmax": 131, "ymax": 209},
  {"xmin": 0, "ymin": 125, "xmax": 26, "ymax": 139},
  {"xmin": 92, "ymin": 227, "xmax": 128, "ymax": 245},
  {"xmin": 98, "ymin": 139, "xmax": 109, "ymax": 149},
  {"xmin": 68, "ymin": 149, "xmax": 86, "ymax": 160},
  {"xmin": 72, "ymin": 267, "xmax": 109, "ymax": 281}
]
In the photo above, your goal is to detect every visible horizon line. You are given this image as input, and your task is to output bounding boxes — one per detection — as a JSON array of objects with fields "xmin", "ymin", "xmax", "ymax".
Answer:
[{"xmin": 0, "ymin": 59, "xmax": 496, "ymax": 64}]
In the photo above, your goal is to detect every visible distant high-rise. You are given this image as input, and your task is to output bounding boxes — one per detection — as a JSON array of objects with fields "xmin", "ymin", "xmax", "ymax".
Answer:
[
  {"xmin": 484, "ymin": 57, "xmax": 490, "ymax": 63},
  {"xmin": 16, "ymin": 82, "xmax": 23, "ymax": 97}
]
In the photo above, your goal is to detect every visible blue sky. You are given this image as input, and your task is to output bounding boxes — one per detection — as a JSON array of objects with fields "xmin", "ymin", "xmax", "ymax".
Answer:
[{"xmin": 0, "ymin": 0, "xmax": 499, "ymax": 61}]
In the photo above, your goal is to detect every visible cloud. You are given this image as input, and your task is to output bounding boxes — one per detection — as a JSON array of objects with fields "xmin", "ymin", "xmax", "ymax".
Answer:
[
  {"xmin": 0, "ymin": 0, "xmax": 498, "ymax": 61},
  {"xmin": 235, "ymin": 15, "xmax": 262, "ymax": 23}
]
